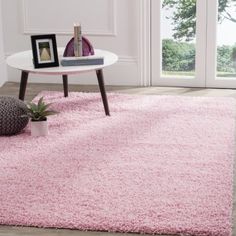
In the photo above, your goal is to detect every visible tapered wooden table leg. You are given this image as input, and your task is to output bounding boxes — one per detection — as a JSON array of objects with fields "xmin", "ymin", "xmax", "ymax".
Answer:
[
  {"xmin": 62, "ymin": 75, "xmax": 69, "ymax": 97},
  {"xmin": 19, "ymin": 71, "xmax": 29, "ymax": 101},
  {"xmin": 96, "ymin": 69, "xmax": 110, "ymax": 116}
]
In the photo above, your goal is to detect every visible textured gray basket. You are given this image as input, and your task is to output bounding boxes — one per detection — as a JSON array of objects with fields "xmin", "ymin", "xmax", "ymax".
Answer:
[{"xmin": 0, "ymin": 96, "xmax": 29, "ymax": 136}]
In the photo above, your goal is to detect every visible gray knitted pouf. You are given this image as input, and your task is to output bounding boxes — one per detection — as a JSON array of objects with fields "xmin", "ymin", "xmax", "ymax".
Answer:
[{"xmin": 0, "ymin": 96, "xmax": 29, "ymax": 136}]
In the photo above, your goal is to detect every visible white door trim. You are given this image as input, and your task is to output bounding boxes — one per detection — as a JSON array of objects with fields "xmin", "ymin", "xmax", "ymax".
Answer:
[
  {"xmin": 151, "ymin": 0, "xmax": 161, "ymax": 86},
  {"xmin": 139, "ymin": 0, "xmax": 151, "ymax": 87}
]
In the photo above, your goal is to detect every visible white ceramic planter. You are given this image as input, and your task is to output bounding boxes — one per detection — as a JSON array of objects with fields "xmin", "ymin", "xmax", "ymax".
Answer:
[{"xmin": 31, "ymin": 120, "xmax": 48, "ymax": 137}]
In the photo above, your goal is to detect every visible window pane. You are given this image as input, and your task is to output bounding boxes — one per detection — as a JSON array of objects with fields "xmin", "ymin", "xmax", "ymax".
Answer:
[
  {"xmin": 161, "ymin": 0, "xmax": 197, "ymax": 77},
  {"xmin": 217, "ymin": 0, "xmax": 236, "ymax": 78}
]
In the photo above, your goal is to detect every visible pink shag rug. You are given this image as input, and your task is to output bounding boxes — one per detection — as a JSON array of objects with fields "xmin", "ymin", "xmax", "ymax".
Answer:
[{"xmin": 0, "ymin": 92, "xmax": 235, "ymax": 236}]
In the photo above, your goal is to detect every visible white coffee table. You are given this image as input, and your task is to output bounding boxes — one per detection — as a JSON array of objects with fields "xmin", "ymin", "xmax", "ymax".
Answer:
[{"xmin": 6, "ymin": 48, "xmax": 118, "ymax": 116}]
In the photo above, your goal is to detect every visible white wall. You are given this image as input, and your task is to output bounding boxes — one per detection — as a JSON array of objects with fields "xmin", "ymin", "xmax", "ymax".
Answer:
[
  {"xmin": 2, "ymin": 0, "xmax": 150, "ymax": 86},
  {"xmin": 0, "ymin": 0, "xmax": 7, "ymax": 87}
]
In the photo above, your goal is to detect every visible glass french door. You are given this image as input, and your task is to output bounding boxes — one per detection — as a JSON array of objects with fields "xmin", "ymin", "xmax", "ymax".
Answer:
[
  {"xmin": 152, "ymin": 0, "xmax": 236, "ymax": 88},
  {"xmin": 206, "ymin": 0, "xmax": 236, "ymax": 88}
]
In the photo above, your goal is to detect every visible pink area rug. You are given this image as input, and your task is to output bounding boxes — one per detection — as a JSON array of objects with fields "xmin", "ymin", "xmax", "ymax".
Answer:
[{"xmin": 0, "ymin": 92, "xmax": 235, "ymax": 236}]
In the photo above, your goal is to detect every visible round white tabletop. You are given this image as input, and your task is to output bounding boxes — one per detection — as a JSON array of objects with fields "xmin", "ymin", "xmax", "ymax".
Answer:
[
  {"xmin": 6, "ymin": 48, "xmax": 118, "ymax": 75},
  {"xmin": 6, "ymin": 48, "xmax": 118, "ymax": 116}
]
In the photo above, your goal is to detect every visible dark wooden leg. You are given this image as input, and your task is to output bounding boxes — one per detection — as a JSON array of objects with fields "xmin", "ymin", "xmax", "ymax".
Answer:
[
  {"xmin": 96, "ymin": 69, "xmax": 110, "ymax": 116},
  {"xmin": 62, "ymin": 75, "xmax": 69, "ymax": 97},
  {"xmin": 19, "ymin": 71, "xmax": 29, "ymax": 101}
]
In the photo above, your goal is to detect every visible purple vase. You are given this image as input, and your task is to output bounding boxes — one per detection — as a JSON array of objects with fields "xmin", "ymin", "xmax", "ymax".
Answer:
[{"xmin": 63, "ymin": 37, "xmax": 95, "ymax": 57}]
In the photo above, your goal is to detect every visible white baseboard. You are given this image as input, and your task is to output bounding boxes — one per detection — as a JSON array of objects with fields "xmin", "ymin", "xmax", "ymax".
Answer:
[
  {"xmin": 7, "ymin": 58, "xmax": 141, "ymax": 86},
  {"xmin": 0, "ymin": 58, "xmax": 7, "ymax": 87}
]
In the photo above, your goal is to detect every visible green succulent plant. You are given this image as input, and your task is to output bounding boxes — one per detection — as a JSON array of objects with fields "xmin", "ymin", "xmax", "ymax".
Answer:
[{"xmin": 25, "ymin": 97, "xmax": 58, "ymax": 121}]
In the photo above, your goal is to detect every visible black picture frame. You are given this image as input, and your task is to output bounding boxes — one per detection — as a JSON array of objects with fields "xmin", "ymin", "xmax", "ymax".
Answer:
[{"xmin": 31, "ymin": 34, "xmax": 59, "ymax": 69}]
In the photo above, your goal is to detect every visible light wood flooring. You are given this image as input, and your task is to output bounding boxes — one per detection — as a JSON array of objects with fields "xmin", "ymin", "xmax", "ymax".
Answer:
[{"xmin": 0, "ymin": 82, "xmax": 235, "ymax": 236}]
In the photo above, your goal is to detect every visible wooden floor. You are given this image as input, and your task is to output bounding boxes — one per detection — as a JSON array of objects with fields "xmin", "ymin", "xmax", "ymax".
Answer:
[
  {"xmin": 2, "ymin": 82, "xmax": 236, "ymax": 101},
  {"xmin": 0, "ymin": 82, "xmax": 235, "ymax": 236}
]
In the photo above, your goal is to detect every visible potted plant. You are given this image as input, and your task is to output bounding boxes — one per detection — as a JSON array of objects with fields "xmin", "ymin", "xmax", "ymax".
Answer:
[{"xmin": 25, "ymin": 97, "xmax": 58, "ymax": 137}]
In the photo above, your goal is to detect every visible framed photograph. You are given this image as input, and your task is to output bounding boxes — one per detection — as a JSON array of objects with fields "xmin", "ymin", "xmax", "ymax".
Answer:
[{"xmin": 31, "ymin": 34, "xmax": 59, "ymax": 69}]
